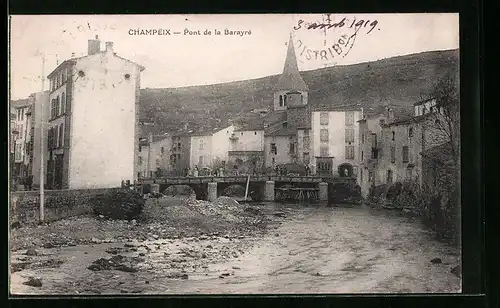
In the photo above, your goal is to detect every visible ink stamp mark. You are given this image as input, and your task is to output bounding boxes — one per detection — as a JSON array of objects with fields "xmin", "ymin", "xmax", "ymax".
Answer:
[{"xmin": 292, "ymin": 14, "xmax": 380, "ymax": 66}]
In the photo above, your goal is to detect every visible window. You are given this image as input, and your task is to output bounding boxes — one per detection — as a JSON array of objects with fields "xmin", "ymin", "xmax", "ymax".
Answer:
[
  {"xmin": 369, "ymin": 171, "xmax": 373, "ymax": 181},
  {"xmin": 283, "ymin": 95, "xmax": 287, "ymax": 106},
  {"xmin": 371, "ymin": 133, "xmax": 377, "ymax": 148},
  {"xmin": 138, "ymin": 156, "xmax": 143, "ymax": 165},
  {"xmin": 303, "ymin": 152, "xmax": 310, "ymax": 164},
  {"xmin": 55, "ymin": 96, "xmax": 60, "ymax": 117},
  {"xmin": 66, "ymin": 94, "xmax": 71, "ymax": 112},
  {"xmin": 241, "ymin": 132, "xmax": 244, "ymax": 135},
  {"xmin": 272, "ymin": 157, "xmax": 276, "ymax": 164},
  {"xmin": 390, "ymin": 146, "xmax": 396, "ymax": 163},
  {"xmin": 387, "ymin": 169, "xmax": 393, "ymax": 184},
  {"xmin": 362, "ymin": 133, "xmax": 365, "ymax": 143},
  {"xmin": 320, "ymin": 145, "xmax": 329, "ymax": 157},
  {"xmin": 15, "ymin": 144, "xmax": 22, "ymax": 160},
  {"xmin": 254, "ymin": 132, "xmax": 257, "ymax": 135},
  {"xmin": 199, "ymin": 139, "xmax": 204, "ymax": 150},
  {"xmin": 62, "ymin": 70, "xmax": 66, "ymax": 83},
  {"xmin": 320, "ymin": 129, "xmax": 329, "ymax": 142},
  {"xmin": 320, "ymin": 112, "xmax": 329, "ymax": 125},
  {"xmin": 402, "ymin": 146, "xmax": 409, "ymax": 163},
  {"xmin": 289, "ymin": 143, "xmax": 295, "ymax": 154},
  {"xmin": 47, "ymin": 129, "xmax": 52, "ymax": 150},
  {"xmin": 137, "ymin": 172, "xmax": 141, "ymax": 179},
  {"xmin": 279, "ymin": 95, "xmax": 284, "ymax": 107},
  {"xmin": 345, "ymin": 128, "xmax": 355, "ymax": 143},
  {"xmin": 360, "ymin": 170, "xmax": 363, "ymax": 182},
  {"xmin": 199, "ymin": 156, "xmax": 203, "ymax": 165},
  {"xmin": 345, "ymin": 146, "xmax": 355, "ymax": 160},
  {"xmin": 303, "ymin": 136, "xmax": 310, "ymax": 149},
  {"xmin": 361, "ymin": 151, "xmax": 364, "ymax": 160},
  {"xmin": 282, "ymin": 122, "xmax": 288, "ymax": 128},
  {"xmin": 61, "ymin": 93, "xmax": 66, "ymax": 114},
  {"xmin": 124, "ymin": 74, "xmax": 131, "ymax": 80},
  {"xmin": 161, "ymin": 147, "xmax": 165, "ymax": 154},
  {"xmin": 392, "ymin": 131, "xmax": 395, "ymax": 141},
  {"xmin": 270, "ymin": 143, "xmax": 277, "ymax": 155},
  {"xmin": 345, "ymin": 111, "xmax": 355, "ymax": 125},
  {"xmin": 408, "ymin": 127, "xmax": 414, "ymax": 138},
  {"xmin": 59, "ymin": 124, "xmax": 64, "ymax": 147},
  {"xmin": 54, "ymin": 126, "xmax": 59, "ymax": 148}
]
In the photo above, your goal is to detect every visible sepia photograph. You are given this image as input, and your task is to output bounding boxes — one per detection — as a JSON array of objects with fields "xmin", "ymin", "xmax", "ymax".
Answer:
[{"xmin": 9, "ymin": 13, "xmax": 461, "ymax": 295}]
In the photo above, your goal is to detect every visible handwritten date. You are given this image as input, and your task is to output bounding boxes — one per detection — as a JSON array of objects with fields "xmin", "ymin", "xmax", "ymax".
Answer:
[{"xmin": 294, "ymin": 17, "xmax": 378, "ymax": 35}]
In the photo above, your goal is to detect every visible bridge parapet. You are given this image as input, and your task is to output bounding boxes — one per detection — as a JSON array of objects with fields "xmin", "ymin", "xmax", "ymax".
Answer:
[{"xmin": 137, "ymin": 175, "xmax": 356, "ymax": 185}]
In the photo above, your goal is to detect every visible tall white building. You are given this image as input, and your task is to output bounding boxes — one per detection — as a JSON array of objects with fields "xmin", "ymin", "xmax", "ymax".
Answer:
[{"xmin": 45, "ymin": 36, "xmax": 145, "ymax": 189}]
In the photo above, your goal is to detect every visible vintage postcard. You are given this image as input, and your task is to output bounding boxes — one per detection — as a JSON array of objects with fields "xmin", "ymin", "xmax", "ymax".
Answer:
[{"xmin": 9, "ymin": 14, "xmax": 461, "ymax": 294}]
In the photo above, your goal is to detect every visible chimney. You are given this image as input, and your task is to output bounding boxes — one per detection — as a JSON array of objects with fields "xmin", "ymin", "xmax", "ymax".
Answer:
[
  {"xmin": 105, "ymin": 41, "xmax": 114, "ymax": 53},
  {"xmin": 88, "ymin": 35, "xmax": 100, "ymax": 55}
]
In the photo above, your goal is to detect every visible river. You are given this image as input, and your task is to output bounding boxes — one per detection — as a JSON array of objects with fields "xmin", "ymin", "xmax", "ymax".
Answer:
[{"xmin": 10, "ymin": 203, "xmax": 461, "ymax": 294}]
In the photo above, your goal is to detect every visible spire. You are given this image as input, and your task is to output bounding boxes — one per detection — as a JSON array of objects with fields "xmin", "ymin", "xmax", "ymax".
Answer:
[
  {"xmin": 275, "ymin": 33, "xmax": 309, "ymax": 92},
  {"xmin": 283, "ymin": 33, "xmax": 299, "ymax": 74}
]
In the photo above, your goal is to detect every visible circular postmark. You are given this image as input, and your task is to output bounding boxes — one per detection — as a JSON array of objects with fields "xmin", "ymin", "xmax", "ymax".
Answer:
[{"xmin": 291, "ymin": 14, "xmax": 380, "ymax": 67}]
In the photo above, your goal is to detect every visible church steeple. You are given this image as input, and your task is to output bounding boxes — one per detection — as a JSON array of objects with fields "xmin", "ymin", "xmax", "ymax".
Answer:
[{"xmin": 275, "ymin": 34, "xmax": 309, "ymax": 92}]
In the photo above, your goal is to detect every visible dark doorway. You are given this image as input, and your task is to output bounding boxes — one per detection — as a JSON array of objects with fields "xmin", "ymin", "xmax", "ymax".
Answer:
[
  {"xmin": 338, "ymin": 163, "xmax": 353, "ymax": 177},
  {"xmin": 387, "ymin": 169, "xmax": 393, "ymax": 184},
  {"xmin": 54, "ymin": 154, "xmax": 64, "ymax": 189}
]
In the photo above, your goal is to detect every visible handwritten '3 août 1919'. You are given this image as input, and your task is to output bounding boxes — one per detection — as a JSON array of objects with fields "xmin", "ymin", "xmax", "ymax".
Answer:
[
  {"xmin": 293, "ymin": 17, "xmax": 379, "ymax": 35},
  {"xmin": 293, "ymin": 17, "xmax": 379, "ymax": 62}
]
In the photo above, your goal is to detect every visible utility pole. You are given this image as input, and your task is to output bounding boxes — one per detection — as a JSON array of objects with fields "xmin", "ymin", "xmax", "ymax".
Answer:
[{"xmin": 39, "ymin": 52, "xmax": 45, "ymax": 222}]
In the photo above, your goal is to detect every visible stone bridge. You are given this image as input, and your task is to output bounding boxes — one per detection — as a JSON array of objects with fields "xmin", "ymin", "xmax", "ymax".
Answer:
[{"xmin": 136, "ymin": 175, "xmax": 357, "ymax": 202}]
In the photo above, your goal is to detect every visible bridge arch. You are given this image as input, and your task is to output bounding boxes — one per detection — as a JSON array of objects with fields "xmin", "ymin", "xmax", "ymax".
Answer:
[
  {"xmin": 158, "ymin": 183, "xmax": 207, "ymax": 200},
  {"xmin": 162, "ymin": 184, "xmax": 195, "ymax": 197}
]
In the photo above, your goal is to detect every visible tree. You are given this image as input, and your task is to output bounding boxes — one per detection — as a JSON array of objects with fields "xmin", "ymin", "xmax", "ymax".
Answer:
[{"xmin": 421, "ymin": 69, "xmax": 460, "ymax": 245}]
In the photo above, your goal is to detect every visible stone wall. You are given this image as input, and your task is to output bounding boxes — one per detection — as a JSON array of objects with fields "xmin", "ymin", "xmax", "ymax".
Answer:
[{"xmin": 10, "ymin": 188, "xmax": 122, "ymax": 224}]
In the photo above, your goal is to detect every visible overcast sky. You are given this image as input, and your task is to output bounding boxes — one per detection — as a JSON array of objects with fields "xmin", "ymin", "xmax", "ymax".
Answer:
[{"xmin": 9, "ymin": 13, "xmax": 459, "ymax": 100}]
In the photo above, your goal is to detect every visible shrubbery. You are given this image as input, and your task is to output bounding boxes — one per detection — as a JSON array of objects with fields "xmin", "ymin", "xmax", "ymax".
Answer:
[
  {"xmin": 391, "ymin": 180, "xmax": 460, "ymax": 245},
  {"xmin": 329, "ymin": 182, "xmax": 362, "ymax": 204},
  {"xmin": 91, "ymin": 189, "xmax": 145, "ymax": 220}
]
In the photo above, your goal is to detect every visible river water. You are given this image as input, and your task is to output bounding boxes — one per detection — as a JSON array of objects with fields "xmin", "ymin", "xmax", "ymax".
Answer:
[{"xmin": 10, "ymin": 204, "xmax": 461, "ymax": 294}]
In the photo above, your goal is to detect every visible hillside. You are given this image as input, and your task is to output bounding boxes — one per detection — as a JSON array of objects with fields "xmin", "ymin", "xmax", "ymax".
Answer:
[{"xmin": 139, "ymin": 49, "xmax": 459, "ymax": 135}]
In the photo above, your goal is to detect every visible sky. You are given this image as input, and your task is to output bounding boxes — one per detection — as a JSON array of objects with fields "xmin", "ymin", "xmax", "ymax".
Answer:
[{"xmin": 9, "ymin": 14, "xmax": 459, "ymax": 100}]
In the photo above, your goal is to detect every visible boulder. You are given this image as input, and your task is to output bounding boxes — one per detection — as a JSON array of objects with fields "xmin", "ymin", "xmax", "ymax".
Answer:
[{"xmin": 91, "ymin": 189, "xmax": 145, "ymax": 221}]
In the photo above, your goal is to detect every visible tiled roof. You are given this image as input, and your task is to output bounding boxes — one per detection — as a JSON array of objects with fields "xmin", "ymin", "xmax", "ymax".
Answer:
[
  {"xmin": 311, "ymin": 105, "xmax": 363, "ymax": 112},
  {"xmin": 265, "ymin": 126, "xmax": 298, "ymax": 137},
  {"xmin": 10, "ymin": 98, "xmax": 31, "ymax": 109},
  {"xmin": 382, "ymin": 113, "xmax": 433, "ymax": 127},
  {"xmin": 47, "ymin": 51, "xmax": 145, "ymax": 79},
  {"xmin": 413, "ymin": 97, "xmax": 436, "ymax": 106},
  {"xmin": 173, "ymin": 120, "xmax": 233, "ymax": 137}
]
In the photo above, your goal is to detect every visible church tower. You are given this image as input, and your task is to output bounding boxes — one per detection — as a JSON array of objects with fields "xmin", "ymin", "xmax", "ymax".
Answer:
[{"xmin": 273, "ymin": 34, "xmax": 309, "ymax": 111}]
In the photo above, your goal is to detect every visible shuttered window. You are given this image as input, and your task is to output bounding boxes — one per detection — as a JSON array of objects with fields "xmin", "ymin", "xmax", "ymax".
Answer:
[{"xmin": 320, "ymin": 129, "xmax": 329, "ymax": 142}]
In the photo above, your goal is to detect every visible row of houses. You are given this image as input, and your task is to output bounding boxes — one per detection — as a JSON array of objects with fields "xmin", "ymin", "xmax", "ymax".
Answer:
[{"xmin": 10, "ymin": 34, "xmax": 455, "ymax": 197}]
